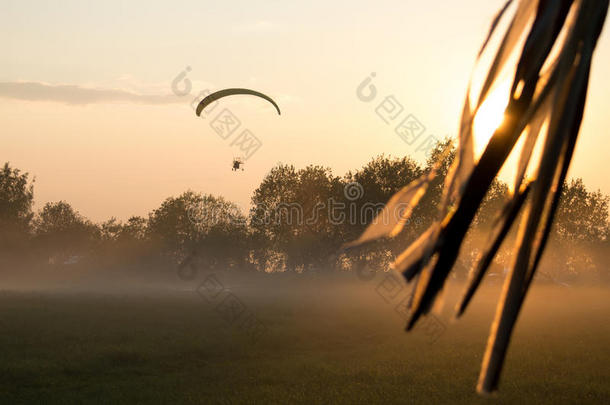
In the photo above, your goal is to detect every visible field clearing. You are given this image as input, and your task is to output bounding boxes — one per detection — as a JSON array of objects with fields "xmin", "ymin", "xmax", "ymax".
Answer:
[{"xmin": 0, "ymin": 273, "xmax": 608, "ymax": 404}]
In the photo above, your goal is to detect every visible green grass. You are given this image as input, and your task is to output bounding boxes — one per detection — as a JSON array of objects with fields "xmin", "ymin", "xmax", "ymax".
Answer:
[{"xmin": 0, "ymin": 275, "xmax": 608, "ymax": 404}]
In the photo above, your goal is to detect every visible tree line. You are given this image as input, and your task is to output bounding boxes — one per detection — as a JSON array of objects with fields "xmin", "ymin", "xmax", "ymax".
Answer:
[{"xmin": 1, "ymin": 142, "xmax": 608, "ymax": 283}]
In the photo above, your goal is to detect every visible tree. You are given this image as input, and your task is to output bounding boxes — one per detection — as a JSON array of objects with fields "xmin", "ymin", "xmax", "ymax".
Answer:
[
  {"xmin": 94, "ymin": 216, "xmax": 151, "ymax": 266},
  {"xmin": 540, "ymin": 178, "xmax": 610, "ymax": 281},
  {"xmin": 250, "ymin": 164, "xmax": 344, "ymax": 272},
  {"xmin": 119, "ymin": 216, "xmax": 148, "ymax": 241},
  {"xmin": 33, "ymin": 201, "xmax": 99, "ymax": 262},
  {"xmin": 343, "ymin": 154, "xmax": 424, "ymax": 271},
  {"xmin": 419, "ymin": 138, "xmax": 455, "ymax": 216},
  {"xmin": 473, "ymin": 179, "xmax": 510, "ymax": 229},
  {"xmin": 148, "ymin": 191, "xmax": 248, "ymax": 268},
  {"xmin": 249, "ymin": 164, "xmax": 299, "ymax": 241},
  {"xmin": 0, "ymin": 162, "xmax": 35, "ymax": 256},
  {"xmin": 100, "ymin": 217, "xmax": 123, "ymax": 243},
  {"xmin": 346, "ymin": 154, "xmax": 423, "ymax": 233},
  {"xmin": 554, "ymin": 178, "xmax": 609, "ymax": 243}
]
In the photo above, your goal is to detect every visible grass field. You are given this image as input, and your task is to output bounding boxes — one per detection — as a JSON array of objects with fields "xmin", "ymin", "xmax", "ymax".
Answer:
[{"xmin": 0, "ymin": 272, "xmax": 608, "ymax": 404}]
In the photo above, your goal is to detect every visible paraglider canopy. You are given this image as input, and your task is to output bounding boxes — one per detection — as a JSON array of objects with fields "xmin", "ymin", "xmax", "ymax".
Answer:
[{"xmin": 196, "ymin": 88, "xmax": 281, "ymax": 116}]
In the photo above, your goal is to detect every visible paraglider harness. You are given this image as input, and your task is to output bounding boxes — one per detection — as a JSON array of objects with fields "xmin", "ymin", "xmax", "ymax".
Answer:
[{"xmin": 232, "ymin": 157, "xmax": 244, "ymax": 171}]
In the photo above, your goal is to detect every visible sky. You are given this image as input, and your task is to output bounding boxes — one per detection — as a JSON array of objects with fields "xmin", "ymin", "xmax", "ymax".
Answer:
[{"xmin": 2, "ymin": 0, "xmax": 609, "ymax": 221}]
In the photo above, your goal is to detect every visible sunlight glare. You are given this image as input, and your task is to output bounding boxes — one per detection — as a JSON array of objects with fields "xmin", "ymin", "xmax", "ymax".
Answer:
[{"xmin": 472, "ymin": 79, "xmax": 512, "ymax": 159}]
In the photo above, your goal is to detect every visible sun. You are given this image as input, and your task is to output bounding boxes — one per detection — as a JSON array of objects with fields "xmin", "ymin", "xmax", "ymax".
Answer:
[{"xmin": 472, "ymin": 79, "xmax": 512, "ymax": 159}]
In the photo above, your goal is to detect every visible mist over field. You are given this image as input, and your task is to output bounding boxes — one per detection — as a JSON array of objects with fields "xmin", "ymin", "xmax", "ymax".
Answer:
[
  {"xmin": 1, "ymin": 149, "xmax": 609, "ymax": 403},
  {"xmin": 0, "ymin": 267, "xmax": 608, "ymax": 404}
]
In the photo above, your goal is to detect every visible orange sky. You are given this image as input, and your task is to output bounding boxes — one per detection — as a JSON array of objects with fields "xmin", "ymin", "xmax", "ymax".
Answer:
[{"xmin": 2, "ymin": 0, "xmax": 609, "ymax": 221}]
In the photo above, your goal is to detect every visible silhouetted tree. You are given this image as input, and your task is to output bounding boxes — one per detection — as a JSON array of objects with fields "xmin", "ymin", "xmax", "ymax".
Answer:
[
  {"xmin": 343, "ymin": 154, "xmax": 424, "ymax": 271},
  {"xmin": 33, "ymin": 201, "xmax": 99, "ymax": 263},
  {"xmin": 540, "ymin": 178, "xmax": 610, "ymax": 282},
  {"xmin": 1, "ymin": 159, "xmax": 607, "ymax": 282},
  {"xmin": 148, "ymin": 191, "xmax": 248, "ymax": 268},
  {"xmin": 250, "ymin": 164, "xmax": 344, "ymax": 271},
  {"xmin": 0, "ymin": 162, "xmax": 35, "ymax": 258},
  {"xmin": 554, "ymin": 178, "xmax": 609, "ymax": 243},
  {"xmin": 95, "ymin": 216, "xmax": 151, "ymax": 266}
]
